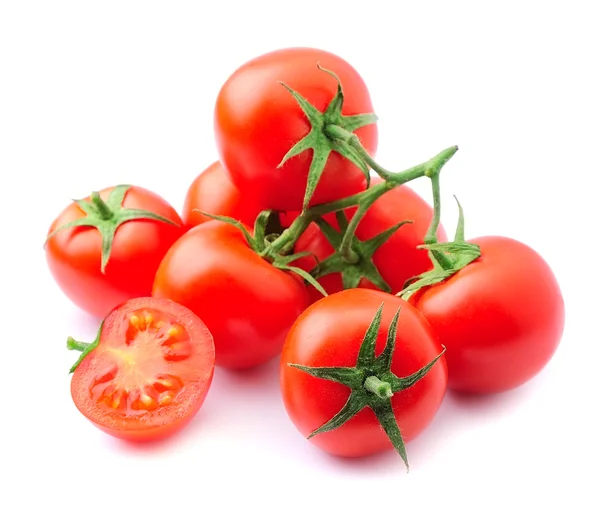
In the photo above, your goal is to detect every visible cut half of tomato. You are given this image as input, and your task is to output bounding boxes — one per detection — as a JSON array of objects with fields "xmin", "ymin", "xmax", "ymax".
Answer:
[{"xmin": 69, "ymin": 297, "xmax": 215, "ymax": 441}]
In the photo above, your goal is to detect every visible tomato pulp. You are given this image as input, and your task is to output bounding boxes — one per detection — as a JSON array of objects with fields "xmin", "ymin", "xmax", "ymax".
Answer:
[{"xmin": 70, "ymin": 297, "xmax": 215, "ymax": 441}]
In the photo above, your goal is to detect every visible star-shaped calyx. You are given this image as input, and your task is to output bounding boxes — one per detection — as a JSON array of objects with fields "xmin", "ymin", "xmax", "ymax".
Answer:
[
  {"xmin": 288, "ymin": 303, "xmax": 445, "ymax": 470},
  {"xmin": 278, "ymin": 65, "xmax": 378, "ymax": 210},
  {"xmin": 308, "ymin": 211, "xmax": 412, "ymax": 292},
  {"xmin": 399, "ymin": 197, "xmax": 481, "ymax": 299},
  {"xmin": 46, "ymin": 185, "xmax": 180, "ymax": 273}
]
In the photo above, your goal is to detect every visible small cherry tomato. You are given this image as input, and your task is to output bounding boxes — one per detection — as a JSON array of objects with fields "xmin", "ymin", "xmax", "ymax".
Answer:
[
  {"xmin": 281, "ymin": 289, "xmax": 447, "ymax": 461},
  {"xmin": 45, "ymin": 185, "xmax": 184, "ymax": 318},
  {"xmin": 214, "ymin": 47, "xmax": 378, "ymax": 211},
  {"xmin": 411, "ymin": 236, "xmax": 565, "ymax": 393},
  {"xmin": 182, "ymin": 161, "xmax": 268, "ymax": 229},
  {"xmin": 153, "ymin": 221, "xmax": 310, "ymax": 369}
]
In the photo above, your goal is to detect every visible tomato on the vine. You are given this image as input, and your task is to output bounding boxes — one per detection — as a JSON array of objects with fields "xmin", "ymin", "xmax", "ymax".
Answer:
[
  {"xmin": 280, "ymin": 289, "xmax": 447, "ymax": 462},
  {"xmin": 294, "ymin": 177, "xmax": 447, "ymax": 301},
  {"xmin": 45, "ymin": 185, "xmax": 184, "ymax": 318},
  {"xmin": 69, "ymin": 297, "xmax": 215, "ymax": 442},
  {"xmin": 152, "ymin": 221, "xmax": 310, "ymax": 369},
  {"xmin": 214, "ymin": 47, "xmax": 378, "ymax": 211},
  {"xmin": 182, "ymin": 161, "xmax": 267, "ymax": 229},
  {"xmin": 410, "ymin": 236, "xmax": 565, "ymax": 393}
]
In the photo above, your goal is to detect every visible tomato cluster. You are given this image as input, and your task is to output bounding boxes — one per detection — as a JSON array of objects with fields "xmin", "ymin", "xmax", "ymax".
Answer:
[{"xmin": 46, "ymin": 47, "xmax": 564, "ymax": 469}]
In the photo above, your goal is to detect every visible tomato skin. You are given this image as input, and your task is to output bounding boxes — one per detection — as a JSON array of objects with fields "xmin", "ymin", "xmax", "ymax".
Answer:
[
  {"xmin": 214, "ymin": 47, "xmax": 378, "ymax": 211},
  {"xmin": 280, "ymin": 289, "xmax": 447, "ymax": 457},
  {"xmin": 294, "ymin": 178, "xmax": 447, "ymax": 301},
  {"xmin": 411, "ymin": 236, "xmax": 565, "ymax": 393},
  {"xmin": 182, "ymin": 161, "xmax": 267, "ymax": 229},
  {"xmin": 70, "ymin": 297, "xmax": 215, "ymax": 442},
  {"xmin": 152, "ymin": 221, "xmax": 310, "ymax": 369},
  {"xmin": 46, "ymin": 186, "xmax": 184, "ymax": 318}
]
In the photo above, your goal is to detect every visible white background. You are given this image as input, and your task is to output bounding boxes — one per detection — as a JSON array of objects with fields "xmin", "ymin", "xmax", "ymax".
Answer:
[{"xmin": 1, "ymin": 1, "xmax": 598, "ymax": 527}]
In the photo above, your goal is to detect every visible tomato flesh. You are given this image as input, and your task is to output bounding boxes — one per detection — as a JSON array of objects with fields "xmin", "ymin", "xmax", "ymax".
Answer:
[{"xmin": 71, "ymin": 297, "xmax": 215, "ymax": 441}]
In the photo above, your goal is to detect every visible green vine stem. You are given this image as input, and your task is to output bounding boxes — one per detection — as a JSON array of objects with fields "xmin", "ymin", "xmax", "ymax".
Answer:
[{"xmin": 268, "ymin": 145, "xmax": 458, "ymax": 256}]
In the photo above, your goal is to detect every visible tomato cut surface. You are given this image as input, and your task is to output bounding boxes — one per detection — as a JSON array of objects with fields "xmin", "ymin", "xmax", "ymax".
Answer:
[{"xmin": 70, "ymin": 297, "xmax": 215, "ymax": 441}]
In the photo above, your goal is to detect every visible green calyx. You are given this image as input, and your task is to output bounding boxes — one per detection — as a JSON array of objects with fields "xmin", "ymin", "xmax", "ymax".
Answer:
[
  {"xmin": 46, "ymin": 185, "xmax": 180, "ymax": 273},
  {"xmin": 399, "ymin": 196, "xmax": 481, "ymax": 299},
  {"xmin": 195, "ymin": 210, "xmax": 329, "ymax": 298},
  {"xmin": 278, "ymin": 64, "xmax": 378, "ymax": 210},
  {"xmin": 309, "ymin": 211, "xmax": 413, "ymax": 292},
  {"xmin": 67, "ymin": 321, "xmax": 103, "ymax": 373},
  {"xmin": 289, "ymin": 303, "xmax": 445, "ymax": 470}
]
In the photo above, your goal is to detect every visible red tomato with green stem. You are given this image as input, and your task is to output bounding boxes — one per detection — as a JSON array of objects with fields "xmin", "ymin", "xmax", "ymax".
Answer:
[
  {"xmin": 294, "ymin": 177, "xmax": 447, "ymax": 301},
  {"xmin": 410, "ymin": 236, "xmax": 565, "ymax": 393},
  {"xmin": 68, "ymin": 297, "xmax": 215, "ymax": 442},
  {"xmin": 214, "ymin": 47, "xmax": 378, "ymax": 211},
  {"xmin": 182, "ymin": 161, "xmax": 268, "ymax": 229},
  {"xmin": 152, "ymin": 221, "xmax": 310, "ymax": 369},
  {"xmin": 45, "ymin": 185, "xmax": 184, "ymax": 318},
  {"xmin": 280, "ymin": 289, "xmax": 447, "ymax": 465}
]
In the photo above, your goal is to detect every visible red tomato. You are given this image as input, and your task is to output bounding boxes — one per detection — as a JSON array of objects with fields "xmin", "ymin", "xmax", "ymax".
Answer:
[
  {"xmin": 182, "ymin": 161, "xmax": 268, "ymax": 229},
  {"xmin": 70, "ymin": 297, "xmax": 215, "ymax": 441},
  {"xmin": 152, "ymin": 221, "xmax": 310, "ymax": 369},
  {"xmin": 294, "ymin": 178, "xmax": 447, "ymax": 301},
  {"xmin": 411, "ymin": 236, "xmax": 565, "ymax": 393},
  {"xmin": 281, "ymin": 289, "xmax": 447, "ymax": 458},
  {"xmin": 214, "ymin": 47, "xmax": 378, "ymax": 211},
  {"xmin": 46, "ymin": 185, "xmax": 184, "ymax": 318}
]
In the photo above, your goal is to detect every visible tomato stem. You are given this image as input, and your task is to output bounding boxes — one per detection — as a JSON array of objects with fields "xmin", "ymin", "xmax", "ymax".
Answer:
[
  {"xmin": 423, "ymin": 171, "xmax": 453, "ymax": 269},
  {"xmin": 364, "ymin": 375, "xmax": 393, "ymax": 399},
  {"xmin": 66, "ymin": 336, "xmax": 89, "ymax": 352}
]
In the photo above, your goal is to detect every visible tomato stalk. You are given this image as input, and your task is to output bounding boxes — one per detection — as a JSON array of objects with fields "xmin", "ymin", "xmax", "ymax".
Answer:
[{"xmin": 269, "ymin": 145, "xmax": 458, "ymax": 258}]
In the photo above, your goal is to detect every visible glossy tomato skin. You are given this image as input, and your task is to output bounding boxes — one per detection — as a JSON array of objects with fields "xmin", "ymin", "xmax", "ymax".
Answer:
[
  {"xmin": 152, "ymin": 221, "xmax": 310, "ymax": 369},
  {"xmin": 182, "ymin": 161, "xmax": 267, "ymax": 229},
  {"xmin": 281, "ymin": 289, "xmax": 447, "ymax": 457},
  {"xmin": 46, "ymin": 186, "xmax": 184, "ymax": 318},
  {"xmin": 214, "ymin": 47, "xmax": 378, "ymax": 211},
  {"xmin": 411, "ymin": 236, "xmax": 565, "ymax": 393},
  {"xmin": 70, "ymin": 297, "xmax": 215, "ymax": 442},
  {"xmin": 294, "ymin": 178, "xmax": 447, "ymax": 301}
]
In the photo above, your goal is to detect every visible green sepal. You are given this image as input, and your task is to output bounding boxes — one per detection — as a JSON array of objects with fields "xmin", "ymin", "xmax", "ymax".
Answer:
[
  {"xmin": 196, "ymin": 211, "xmax": 260, "ymax": 252},
  {"xmin": 308, "ymin": 217, "xmax": 412, "ymax": 294},
  {"xmin": 287, "ymin": 303, "xmax": 445, "ymax": 470},
  {"xmin": 67, "ymin": 321, "xmax": 104, "ymax": 373},
  {"xmin": 399, "ymin": 197, "xmax": 481, "ymax": 299},
  {"xmin": 278, "ymin": 65, "xmax": 378, "ymax": 210},
  {"xmin": 46, "ymin": 185, "xmax": 180, "ymax": 273}
]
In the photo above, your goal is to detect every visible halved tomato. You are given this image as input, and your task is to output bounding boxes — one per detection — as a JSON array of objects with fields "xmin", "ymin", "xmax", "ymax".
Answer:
[{"xmin": 69, "ymin": 297, "xmax": 215, "ymax": 441}]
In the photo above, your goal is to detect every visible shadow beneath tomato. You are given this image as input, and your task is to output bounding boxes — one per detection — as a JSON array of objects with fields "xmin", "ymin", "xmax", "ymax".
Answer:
[{"xmin": 447, "ymin": 375, "xmax": 543, "ymax": 414}]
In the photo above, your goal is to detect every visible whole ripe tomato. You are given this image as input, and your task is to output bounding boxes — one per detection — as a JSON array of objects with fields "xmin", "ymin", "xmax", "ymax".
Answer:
[
  {"xmin": 69, "ymin": 297, "xmax": 215, "ymax": 442},
  {"xmin": 152, "ymin": 221, "xmax": 310, "ymax": 369},
  {"xmin": 214, "ymin": 47, "xmax": 378, "ymax": 211},
  {"xmin": 294, "ymin": 178, "xmax": 447, "ymax": 301},
  {"xmin": 280, "ymin": 289, "xmax": 447, "ymax": 459},
  {"xmin": 45, "ymin": 185, "xmax": 184, "ymax": 318},
  {"xmin": 411, "ymin": 236, "xmax": 565, "ymax": 393},
  {"xmin": 182, "ymin": 161, "xmax": 268, "ymax": 230}
]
